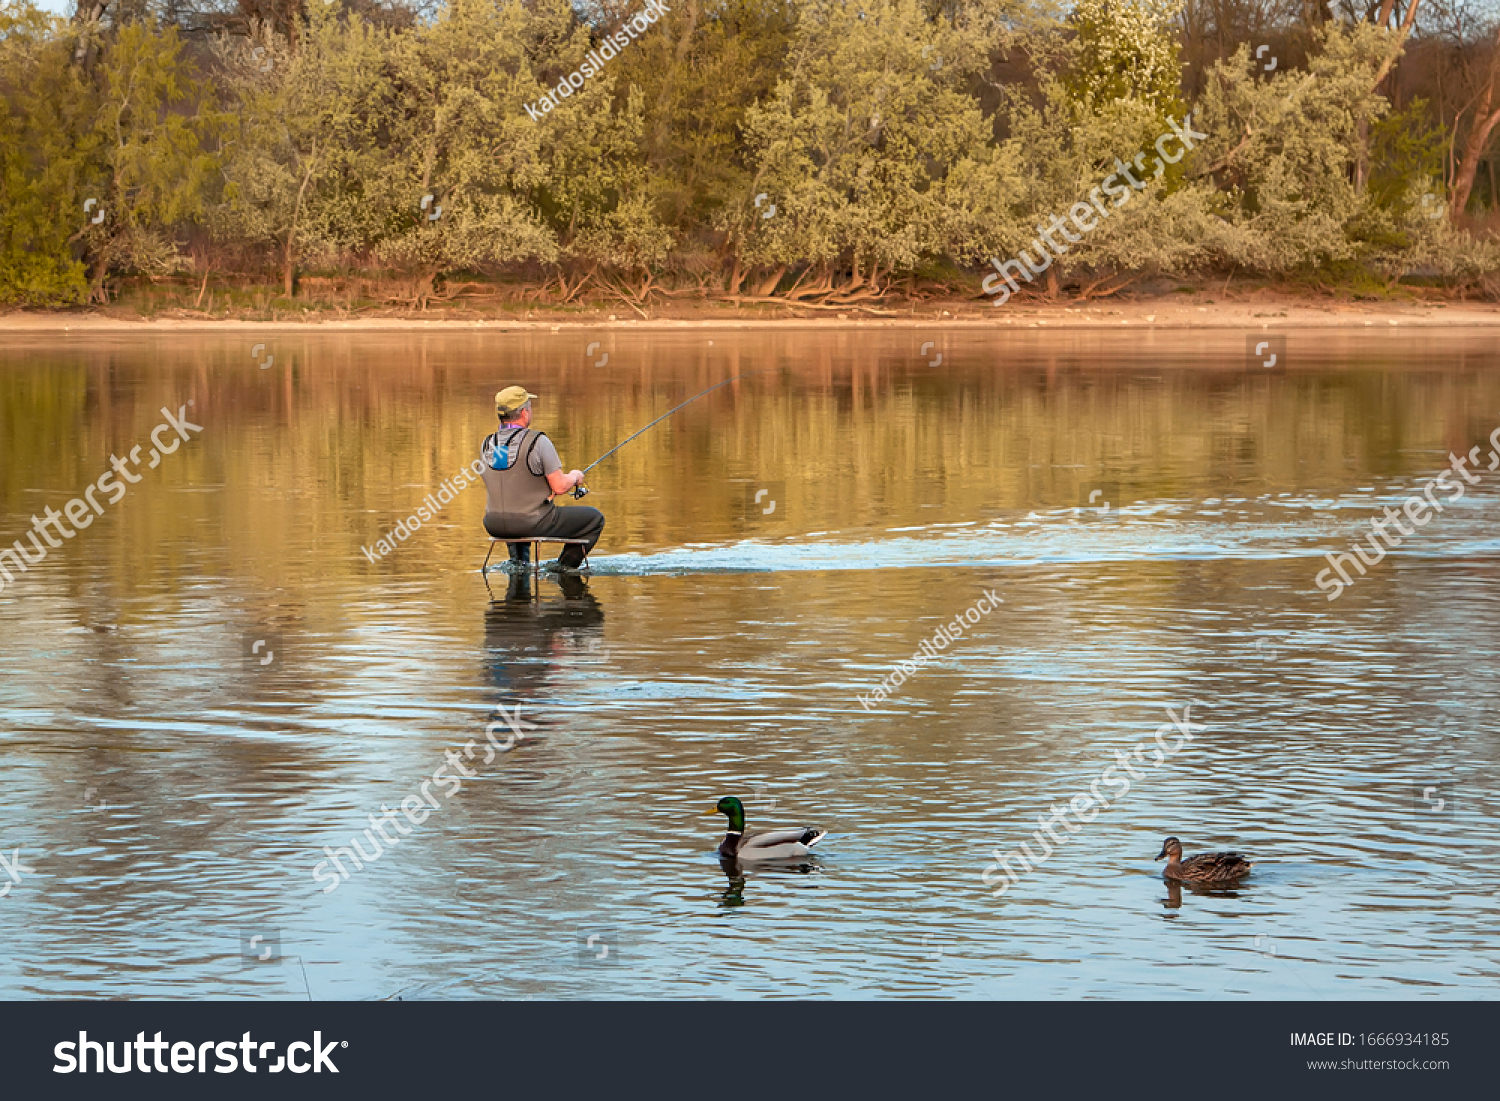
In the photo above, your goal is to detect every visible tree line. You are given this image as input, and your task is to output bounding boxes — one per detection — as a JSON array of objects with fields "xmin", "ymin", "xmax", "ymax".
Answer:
[{"xmin": 2, "ymin": 0, "xmax": 1498, "ymax": 310}]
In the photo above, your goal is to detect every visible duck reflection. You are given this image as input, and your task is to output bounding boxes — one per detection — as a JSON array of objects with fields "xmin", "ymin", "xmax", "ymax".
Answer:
[
  {"xmin": 715, "ymin": 854, "xmax": 819, "ymax": 908},
  {"xmin": 719, "ymin": 856, "xmax": 747, "ymax": 907},
  {"xmin": 1160, "ymin": 878, "xmax": 1249, "ymax": 913}
]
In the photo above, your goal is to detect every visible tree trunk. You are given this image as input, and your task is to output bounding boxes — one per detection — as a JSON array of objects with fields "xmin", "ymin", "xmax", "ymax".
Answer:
[
  {"xmin": 1355, "ymin": 117, "xmax": 1369, "ymax": 192},
  {"xmin": 71, "ymin": 1, "xmax": 108, "ymax": 72},
  {"xmin": 416, "ymin": 271, "xmax": 436, "ymax": 309},
  {"xmin": 753, "ymin": 263, "xmax": 787, "ymax": 297},
  {"xmin": 1369, "ymin": 0, "xmax": 1422, "ymax": 90},
  {"xmin": 1449, "ymin": 24, "xmax": 1500, "ymax": 220},
  {"xmin": 88, "ymin": 252, "xmax": 109, "ymax": 305}
]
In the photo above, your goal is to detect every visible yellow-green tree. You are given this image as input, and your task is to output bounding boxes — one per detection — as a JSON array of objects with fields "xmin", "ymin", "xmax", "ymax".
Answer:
[
  {"xmin": 732, "ymin": 0, "xmax": 998, "ymax": 301},
  {"xmin": 0, "ymin": 3, "xmax": 93, "ymax": 305},
  {"xmin": 210, "ymin": 10, "xmax": 395, "ymax": 298},
  {"xmin": 81, "ymin": 20, "xmax": 219, "ymax": 302}
]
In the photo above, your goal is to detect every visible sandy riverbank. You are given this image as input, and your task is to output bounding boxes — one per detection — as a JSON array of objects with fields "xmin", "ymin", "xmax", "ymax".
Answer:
[{"xmin": 3, "ymin": 293, "xmax": 1499, "ymax": 331}]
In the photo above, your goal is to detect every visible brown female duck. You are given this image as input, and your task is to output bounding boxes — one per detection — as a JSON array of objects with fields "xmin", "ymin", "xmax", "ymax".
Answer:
[{"xmin": 1155, "ymin": 836, "xmax": 1252, "ymax": 883}]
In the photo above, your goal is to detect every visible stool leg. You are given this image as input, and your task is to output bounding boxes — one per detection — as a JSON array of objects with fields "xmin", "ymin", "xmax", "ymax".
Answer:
[{"xmin": 483, "ymin": 541, "xmax": 496, "ymax": 574}]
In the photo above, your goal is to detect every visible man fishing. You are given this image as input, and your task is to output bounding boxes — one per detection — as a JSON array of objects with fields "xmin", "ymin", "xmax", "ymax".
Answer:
[{"xmin": 480, "ymin": 386, "xmax": 604, "ymax": 571}]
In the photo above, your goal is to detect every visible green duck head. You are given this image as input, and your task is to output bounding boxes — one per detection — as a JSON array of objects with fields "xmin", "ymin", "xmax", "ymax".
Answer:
[{"xmin": 714, "ymin": 796, "xmax": 746, "ymax": 833}]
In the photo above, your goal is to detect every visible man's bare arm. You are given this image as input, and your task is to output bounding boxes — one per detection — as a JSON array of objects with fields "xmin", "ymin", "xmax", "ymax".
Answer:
[{"xmin": 546, "ymin": 469, "xmax": 585, "ymax": 496}]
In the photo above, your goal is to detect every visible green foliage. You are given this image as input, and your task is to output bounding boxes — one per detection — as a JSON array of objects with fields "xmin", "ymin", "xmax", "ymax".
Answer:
[
  {"xmin": 611, "ymin": 0, "xmax": 799, "ymax": 231},
  {"xmin": 1192, "ymin": 26, "xmax": 1392, "ymax": 272},
  {"xmin": 972, "ymin": 69, "xmax": 1221, "ymax": 288},
  {"xmin": 0, "ymin": 0, "xmax": 1496, "ymax": 308},
  {"xmin": 0, "ymin": 3, "xmax": 91, "ymax": 305},
  {"xmin": 85, "ymin": 20, "xmax": 220, "ymax": 295},
  {"xmin": 518, "ymin": 0, "xmax": 673, "ymax": 273},
  {"xmin": 1065, "ymin": 0, "xmax": 1183, "ymax": 121},
  {"xmin": 733, "ymin": 0, "xmax": 997, "ymax": 283},
  {"xmin": 373, "ymin": 0, "xmax": 560, "ymax": 280},
  {"xmin": 211, "ymin": 11, "xmax": 399, "ymax": 286},
  {"xmin": 0, "ymin": 5, "xmax": 218, "ymax": 304},
  {"xmin": 1367, "ymin": 99, "xmax": 1444, "ymax": 213}
]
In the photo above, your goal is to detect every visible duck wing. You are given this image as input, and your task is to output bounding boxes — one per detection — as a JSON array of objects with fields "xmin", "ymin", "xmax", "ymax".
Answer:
[
  {"xmin": 736, "ymin": 826, "xmax": 827, "ymax": 861},
  {"xmin": 1182, "ymin": 851, "xmax": 1253, "ymax": 879}
]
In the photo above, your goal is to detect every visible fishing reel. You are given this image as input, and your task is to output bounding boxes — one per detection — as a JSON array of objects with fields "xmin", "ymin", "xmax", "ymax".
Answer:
[{"xmin": 571, "ymin": 483, "xmax": 590, "ymax": 499}]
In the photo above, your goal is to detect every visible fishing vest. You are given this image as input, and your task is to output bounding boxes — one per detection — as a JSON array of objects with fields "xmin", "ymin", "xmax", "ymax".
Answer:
[{"xmin": 480, "ymin": 427, "xmax": 553, "ymax": 523}]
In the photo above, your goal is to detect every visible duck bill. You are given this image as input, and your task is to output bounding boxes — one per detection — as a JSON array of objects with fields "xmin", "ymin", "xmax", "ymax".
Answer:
[{"xmin": 1154, "ymin": 847, "xmax": 1167, "ymax": 860}]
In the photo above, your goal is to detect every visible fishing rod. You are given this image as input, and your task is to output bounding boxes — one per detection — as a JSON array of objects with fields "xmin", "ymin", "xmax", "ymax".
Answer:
[{"xmin": 569, "ymin": 369, "xmax": 777, "ymax": 498}]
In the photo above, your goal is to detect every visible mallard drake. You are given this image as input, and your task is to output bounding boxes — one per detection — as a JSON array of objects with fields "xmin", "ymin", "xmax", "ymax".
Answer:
[
  {"xmin": 712, "ymin": 796, "xmax": 827, "ymax": 861},
  {"xmin": 1155, "ymin": 837, "xmax": 1252, "ymax": 883}
]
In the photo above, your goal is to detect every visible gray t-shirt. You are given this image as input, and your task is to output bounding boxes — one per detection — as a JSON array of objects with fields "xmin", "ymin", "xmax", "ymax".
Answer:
[{"xmin": 485, "ymin": 428, "xmax": 562, "ymax": 477}]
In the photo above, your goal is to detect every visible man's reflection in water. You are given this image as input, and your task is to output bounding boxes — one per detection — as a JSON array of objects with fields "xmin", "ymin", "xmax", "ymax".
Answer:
[{"xmin": 483, "ymin": 571, "xmax": 606, "ymax": 718}]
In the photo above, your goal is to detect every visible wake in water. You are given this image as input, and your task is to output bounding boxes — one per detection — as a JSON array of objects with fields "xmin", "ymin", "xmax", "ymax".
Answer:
[{"xmin": 582, "ymin": 488, "xmax": 1500, "ymax": 577}]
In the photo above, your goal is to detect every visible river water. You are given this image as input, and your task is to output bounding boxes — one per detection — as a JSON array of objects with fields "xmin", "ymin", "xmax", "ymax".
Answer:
[{"xmin": 1, "ymin": 326, "xmax": 1497, "ymax": 999}]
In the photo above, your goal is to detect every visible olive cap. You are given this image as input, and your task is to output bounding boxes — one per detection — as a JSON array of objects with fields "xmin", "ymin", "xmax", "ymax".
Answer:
[{"xmin": 495, "ymin": 386, "xmax": 537, "ymax": 416}]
